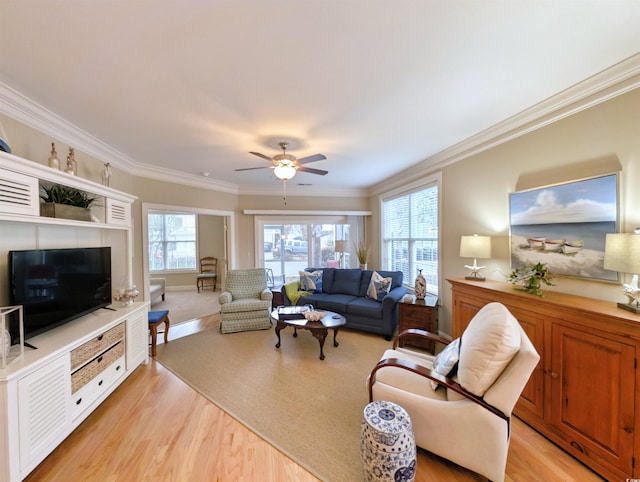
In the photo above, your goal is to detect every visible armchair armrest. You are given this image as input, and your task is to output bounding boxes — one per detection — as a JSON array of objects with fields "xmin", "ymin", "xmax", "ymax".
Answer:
[
  {"xmin": 260, "ymin": 289, "xmax": 273, "ymax": 301},
  {"xmin": 218, "ymin": 291, "xmax": 232, "ymax": 305},
  {"xmin": 393, "ymin": 328, "xmax": 451, "ymax": 350},
  {"xmin": 150, "ymin": 277, "xmax": 166, "ymax": 289},
  {"xmin": 368, "ymin": 357, "xmax": 508, "ymax": 422}
]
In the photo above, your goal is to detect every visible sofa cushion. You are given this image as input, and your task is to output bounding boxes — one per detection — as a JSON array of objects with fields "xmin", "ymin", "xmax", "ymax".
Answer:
[
  {"xmin": 300, "ymin": 293, "xmax": 357, "ymax": 313},
  {"xmin": 457, "ymin": 302, "xmax": 521, "ymax": 397},
  {"xmin": 330, "ymin": 269, "xmax": 363, "ymax": 296},
  {"xmin": 346, "ymin": 297, "xmax": 384, "ymax": 319}
]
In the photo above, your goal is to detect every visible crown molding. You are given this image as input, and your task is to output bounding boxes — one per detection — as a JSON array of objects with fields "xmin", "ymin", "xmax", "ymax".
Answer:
[
  {"xmin": 3, "ymin": 51, "xmax": 640, "ymax": 200},
  {"xmin": 370, "ymin": 52, "xmax": 640, "ymax": 197},
  {"xmin": 0, "ymin": 81, "xmax": 140, "ymax": 171},
  {"xmin": 237, "ymin": 184, "xmax": 367, "ymax": 198}
]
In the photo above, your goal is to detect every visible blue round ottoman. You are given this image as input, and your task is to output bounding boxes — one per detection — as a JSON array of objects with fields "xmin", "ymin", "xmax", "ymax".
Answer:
[{"xmin": 360, "ymin": 400, "xmax": 416, "ymax": 481}]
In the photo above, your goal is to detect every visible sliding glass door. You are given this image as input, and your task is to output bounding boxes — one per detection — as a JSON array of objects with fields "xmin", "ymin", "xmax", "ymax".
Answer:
[{"xmin": 258, "ymin": 216, "xmax": 360, "ymax": 286}]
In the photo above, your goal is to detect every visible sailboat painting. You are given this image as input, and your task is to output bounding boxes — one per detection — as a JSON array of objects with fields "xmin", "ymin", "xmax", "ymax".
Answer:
[{"xmin": 509, "ymin": 173, "xmax": 618, "ymax": 281}]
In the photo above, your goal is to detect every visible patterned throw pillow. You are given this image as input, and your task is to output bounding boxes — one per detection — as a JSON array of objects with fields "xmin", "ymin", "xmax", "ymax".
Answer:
[
  {"xmin": 366, "ymin": 271, "xmax": 392, "ymax": 301},
  {"xmin": 299, "ymin": 270, "xmax": 323, "ymax": 293},
  {"xmin": 430, "ymin": 338, "xmax": 461, "ymax": 390}
]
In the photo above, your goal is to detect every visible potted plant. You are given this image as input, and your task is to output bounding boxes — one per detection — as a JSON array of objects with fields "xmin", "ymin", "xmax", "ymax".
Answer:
[
  {"xmin": 354, "ymin": 242, "xmax": 371, "ymax": 269},
  {"xmin": 508, "ymin": 262, "xmax": 554, "ymax": 297},
  {"xmin": 40, "ymin": 184, "xmax": 97, "ymax": 221}
]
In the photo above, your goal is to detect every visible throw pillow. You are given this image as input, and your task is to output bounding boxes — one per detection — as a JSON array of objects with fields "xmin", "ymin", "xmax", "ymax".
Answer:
[
  {"xmin": 299, "ymin": 270, "xmax": 323, "ymax": 293},
  {"xmin": 430, "ymin": 338, "xmax": 461, "ymax": 390},
  {"xmin": 366, "ymin": 271, "xmax": 392, "ymax": 301}
]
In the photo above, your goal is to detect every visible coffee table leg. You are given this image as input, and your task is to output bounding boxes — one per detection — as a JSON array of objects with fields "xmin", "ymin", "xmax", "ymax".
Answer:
[
  {"xmin": 333, "ymin": 328, "xmax": 340, "ymax": 347},
  {"xmin": 311, "ymin": 328, "xmax": 328, "ymax": 360},
  {"xmin": 275, "ymin": 321, "xmax": 285, "ymax": 349}
]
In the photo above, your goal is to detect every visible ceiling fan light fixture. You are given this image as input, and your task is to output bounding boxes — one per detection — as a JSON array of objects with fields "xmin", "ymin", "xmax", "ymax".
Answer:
[{"xmin": 274, "ymin": 163, "xmax": 297, "ymax": 180}]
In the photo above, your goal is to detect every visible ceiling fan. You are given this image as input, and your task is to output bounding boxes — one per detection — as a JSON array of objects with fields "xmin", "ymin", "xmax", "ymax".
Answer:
[{"xmin": 235, "ymin": 142, "xmax": 328, "ymax": 181}]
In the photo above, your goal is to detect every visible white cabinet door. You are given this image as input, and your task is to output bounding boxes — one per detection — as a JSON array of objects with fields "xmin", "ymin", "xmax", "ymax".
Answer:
[
  {"xmin": 126, "ymin": 306, "xmax": 148, "ymax": 369},
  {"xmin": 18, "ymin": 355, "xmax": 71, "ymax": 477}
]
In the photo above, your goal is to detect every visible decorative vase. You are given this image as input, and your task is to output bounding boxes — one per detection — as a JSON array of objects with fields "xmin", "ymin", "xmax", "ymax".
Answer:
[
  {"xmin": 359, "ymin": 263, "xmax": 368, "ymax": 270},
  {"xmin": 64, "ymin": 147, "xmax": 77, "ymax": 175},
  {"xmin": 48, "ymin": 142, "xmax": 60, "ymax": 169},
  {"xmin": 113, "ymin": 278, "xmax": 139, "ymax": 306},
  {"xmin": 414, "ymin": 269, "xmax": 426, "ymax": 300}
]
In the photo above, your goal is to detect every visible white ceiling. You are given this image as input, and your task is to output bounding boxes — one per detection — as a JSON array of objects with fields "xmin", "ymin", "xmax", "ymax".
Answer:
[{"xmin": 1, "ymin": 1, "xmax": 640, "ymax": 196}]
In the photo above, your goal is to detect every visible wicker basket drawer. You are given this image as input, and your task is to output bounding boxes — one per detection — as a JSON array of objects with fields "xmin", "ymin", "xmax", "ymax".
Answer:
[
  {"xmin": 71, "ymin": 323, "xmax": 124, "ymax": 370},
  {"xmin": 71, "ymin": 341, "xmax": 124, "ymax": 393}
]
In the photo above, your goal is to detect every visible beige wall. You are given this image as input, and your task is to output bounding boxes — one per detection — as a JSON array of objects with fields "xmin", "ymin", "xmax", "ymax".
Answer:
[
  {"xmin": 3, "ymin": 87, "xmax": 639, "ymax": 335},
  {"xmin": 401, "ymin": 87, "xmax": 639, "ymax": 334}
]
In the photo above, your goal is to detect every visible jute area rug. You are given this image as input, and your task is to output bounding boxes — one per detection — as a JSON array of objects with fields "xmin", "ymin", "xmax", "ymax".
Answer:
[{"xmin": 155, "ymin": 317, "xmax": 391, "ymax": 481}]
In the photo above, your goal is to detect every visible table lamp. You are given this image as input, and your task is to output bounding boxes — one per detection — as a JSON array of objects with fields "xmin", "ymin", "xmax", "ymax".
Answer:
[
  {"xmin": 334, "ymin": 240, "xmax": 349, "ymax": 268},
  {"xmin": 460, "ymin": 234, "xmax": 491, "ymax": 281},
  {"xmin": 604, "ymin": 232, "xmax": 640, "ymax": 313}
]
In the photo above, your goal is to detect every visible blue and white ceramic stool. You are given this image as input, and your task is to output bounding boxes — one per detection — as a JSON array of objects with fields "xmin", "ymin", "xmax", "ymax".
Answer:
[{"xmin": 360, "ymin": 400, "xmax": 416, "ymax": 482}]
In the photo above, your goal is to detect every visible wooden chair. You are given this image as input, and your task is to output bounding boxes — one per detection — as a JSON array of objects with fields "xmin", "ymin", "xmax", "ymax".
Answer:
[{"xmin": 196, "ymin": 256, "xmax": 218, "ymax": 292}]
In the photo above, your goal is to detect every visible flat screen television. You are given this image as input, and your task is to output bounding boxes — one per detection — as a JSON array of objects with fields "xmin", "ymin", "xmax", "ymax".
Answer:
[{"xmin": 8, "ymin": 247, "xmax": 112, "ymax": 342}]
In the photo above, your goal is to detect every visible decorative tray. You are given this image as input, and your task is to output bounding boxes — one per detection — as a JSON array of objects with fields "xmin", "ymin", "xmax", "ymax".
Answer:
[{"xmin": 276, "ymin": 305, "xmax": 312, "ymax": 320}]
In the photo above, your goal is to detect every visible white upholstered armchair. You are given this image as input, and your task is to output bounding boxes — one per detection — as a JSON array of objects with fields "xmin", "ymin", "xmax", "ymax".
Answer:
[
  {"xmin": 218, "ymin": 268, "xmax": 273, "ymax": 333},
  {"xmin": 367, "ymin": 302, "xmax": 539, "ymax": 482}
]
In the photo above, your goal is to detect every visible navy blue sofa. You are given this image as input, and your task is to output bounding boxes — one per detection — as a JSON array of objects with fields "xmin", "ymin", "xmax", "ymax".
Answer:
[{"xmin": 282, "ymin": 268, "xmax": 407, "ymax": 339}]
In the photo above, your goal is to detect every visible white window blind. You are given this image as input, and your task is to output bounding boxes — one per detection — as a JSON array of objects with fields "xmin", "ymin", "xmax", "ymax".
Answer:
[{"xmin": 383, "ymin": 184, "xmax": 439, "ymax": 295}]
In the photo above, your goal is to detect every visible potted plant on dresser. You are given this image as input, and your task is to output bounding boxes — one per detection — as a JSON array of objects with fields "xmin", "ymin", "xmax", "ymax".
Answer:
[{"xmin": 40, "ymin": 184, "xmax": 97, "ymax": 221}]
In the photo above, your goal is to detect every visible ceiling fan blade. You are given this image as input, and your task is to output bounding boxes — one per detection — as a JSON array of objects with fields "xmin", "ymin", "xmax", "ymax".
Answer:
[
  {"xmin": 296, "ymin": 153, "xmax": 327, "ymax": 165},
  {"xmin": 249, "ymin": 151, "xmax": 273, "ymax": 162},
  {"xmin": 298, "ymin": 166, "xmax": 328, "ymax": 176},
  {"xmin": 235, "ymin": 166, "xmax": 272, "ymax": 172}
]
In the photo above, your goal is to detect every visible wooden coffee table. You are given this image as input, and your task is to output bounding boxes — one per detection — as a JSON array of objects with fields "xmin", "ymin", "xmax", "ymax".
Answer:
[{"xmin": 272, "ymin": 309, "xmax": 346, "ymax": 360}]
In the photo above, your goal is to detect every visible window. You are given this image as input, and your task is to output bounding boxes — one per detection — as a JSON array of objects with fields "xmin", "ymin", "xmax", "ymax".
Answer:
[
  {"xmin": 148, "ymin": 211, "xmax": 197, "ymax": 271},
  {"xmin": 382, "ymin": 181, "xmax": 439, "ymax": 295}
]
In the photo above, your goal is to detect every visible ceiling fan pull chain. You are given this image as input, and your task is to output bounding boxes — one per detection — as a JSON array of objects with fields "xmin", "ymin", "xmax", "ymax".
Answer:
[{"xmin": 283, "ymin": 179, "xmax": 288, "ymax": 205}]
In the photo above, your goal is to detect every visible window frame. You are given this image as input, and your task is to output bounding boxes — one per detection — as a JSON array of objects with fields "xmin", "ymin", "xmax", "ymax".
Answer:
[{"xmin": 379, "ymin": 173, "xmax": 441, "ymax": 296}]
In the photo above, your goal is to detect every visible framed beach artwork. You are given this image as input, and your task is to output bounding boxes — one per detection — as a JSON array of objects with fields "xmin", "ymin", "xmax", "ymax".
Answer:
[{"xmin": 509, "ymin": 173, "xmax": 618, "ymax": 281}]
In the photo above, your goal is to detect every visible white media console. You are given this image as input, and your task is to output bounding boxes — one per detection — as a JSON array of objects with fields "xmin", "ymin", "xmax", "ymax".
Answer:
[{"xmin": 0, "ymin": 151, "xmax": 148, "ymax": 481}]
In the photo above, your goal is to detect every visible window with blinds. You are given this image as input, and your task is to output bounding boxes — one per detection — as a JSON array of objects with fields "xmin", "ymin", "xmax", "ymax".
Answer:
[{"xmin": 382, "ymin": 183, "xmax": 439, "ymax": 295}]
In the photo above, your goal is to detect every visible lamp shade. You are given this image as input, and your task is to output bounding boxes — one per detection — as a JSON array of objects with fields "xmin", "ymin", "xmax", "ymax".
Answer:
[
  {"xmin": 334, "ymin": 240, "xmax": 349, "ymax": 253},
  {"xmin": 460, "ymin": 235, "xmax": 491, "ymax": 259},
  {"xmin": 604, "ymin": 233, "xmax": 640, "ymax": 274}
]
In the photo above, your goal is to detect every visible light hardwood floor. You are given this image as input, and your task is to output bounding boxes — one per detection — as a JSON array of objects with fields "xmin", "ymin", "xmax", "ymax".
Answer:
[{"xmin": 25, "ymin": 315, "xmax": 604, "ymax": 482}]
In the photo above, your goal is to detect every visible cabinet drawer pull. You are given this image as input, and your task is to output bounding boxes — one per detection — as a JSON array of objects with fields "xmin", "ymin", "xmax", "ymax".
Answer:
[
  {"xmin": 116, "ymin": 365, "xmax": 121, "ymax": 371},
  {"xmin": 97, "ymin": 335, "xmax": 104, "ymax": 341},
  {"xmin": 570, "ymin": 441, "xmax": 584, "ymax": 453},
  {"xmin": 76, "ymin": 398, "xmax": 82, "ymax": 405},
  {"xmin": 97, "ymin": 356, "xmax": 104, "ymax": 363},
  {"xmin": 98, "ymin": 379, "xmax": 103, "ymax": 386}
]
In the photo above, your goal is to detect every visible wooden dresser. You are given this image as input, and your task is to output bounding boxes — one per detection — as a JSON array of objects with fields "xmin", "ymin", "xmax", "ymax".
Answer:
[{"xmin": 449, "ymin": 278, "xmax": 640, "ymax": 482}]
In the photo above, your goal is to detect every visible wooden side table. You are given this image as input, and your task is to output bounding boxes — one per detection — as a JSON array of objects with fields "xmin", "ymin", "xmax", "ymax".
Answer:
[
  {"xmin": 397, "ymin": 296, "xmax": 438, "ymax": 353},
  {"xmin": 271, "ymin": 286, "xmax": 284, "ymax": 309}
]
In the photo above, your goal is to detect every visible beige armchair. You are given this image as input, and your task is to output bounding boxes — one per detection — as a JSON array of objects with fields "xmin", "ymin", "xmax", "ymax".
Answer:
[
  {"xmin": 218, "ymin": 268, "xmax": 273, "ymax": 333},
  {"xmin": 367, "ymin": 302, "xmax": 539, "ymax": 482}
]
